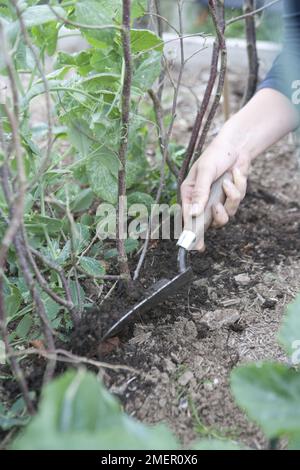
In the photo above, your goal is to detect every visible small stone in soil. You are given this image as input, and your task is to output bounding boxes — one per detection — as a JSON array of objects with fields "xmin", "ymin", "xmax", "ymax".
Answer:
[
  {"xmin": 234, "ymin": 273, "xmax": 251, "ymax": 286},
  {"xmin": 178, "ymin": 397, "xmax": 189, "ymax": 410},
  {"xmin": 201, "ymin": 309, "xmax": 240, "ymax": 330},
  {"xmin": 196, "ymin": 321, "xmax": 210, "ymax": 339},
  {"xmin": 262, "ymin": 298, "xmax": 277, "ymax": 309},
  {"xmin": 164, "ymin": 358, "xmax": 176, "ymax": 373},
  {"xmin": 178, "ymin": 370, "xmax": 194, "ymax": 387}
]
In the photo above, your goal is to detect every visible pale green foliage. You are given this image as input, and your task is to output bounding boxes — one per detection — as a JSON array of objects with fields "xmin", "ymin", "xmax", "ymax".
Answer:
[
  {"xmin": 11, "ymin": 369, "xmax": 179, "ymax": 450},
  {"xmin": 231, "ymin": 294, "xmax": 300, "ymax": 449},
  {"xmin": 11, "ymin": 368, "xmax": 242, "ymax": 450},
  {"xmin": 278, "ymin": 293, "xmax": 300, "ymax": 356}
]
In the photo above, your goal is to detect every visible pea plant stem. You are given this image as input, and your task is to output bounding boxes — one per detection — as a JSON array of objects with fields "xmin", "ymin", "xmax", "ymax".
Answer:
[
  {"xmin": 117, "ymin": 0, "xmax": 132, "ymax": 281},
  {"xmin": 242, "ymin": 0, "xmax": 259, "ymax": 105},
  {"xmin": 177, "ymin": 0, "xmax": 227, "ymax": 193}
]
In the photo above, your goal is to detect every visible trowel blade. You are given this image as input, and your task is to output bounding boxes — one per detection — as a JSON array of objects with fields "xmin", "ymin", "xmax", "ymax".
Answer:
[{"xmin": 101, "ymin": 268, "xmax": 193, "ymax": 341}]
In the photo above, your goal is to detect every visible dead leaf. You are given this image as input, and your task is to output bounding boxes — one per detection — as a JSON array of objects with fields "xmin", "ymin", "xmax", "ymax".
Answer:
[
  {"xmin": 98, "ymin": 336, "xmax": 120, "ymax": 356},
  {"xmin": 30, "ymin": 340, "xmax": 46, "ymax": 351}
]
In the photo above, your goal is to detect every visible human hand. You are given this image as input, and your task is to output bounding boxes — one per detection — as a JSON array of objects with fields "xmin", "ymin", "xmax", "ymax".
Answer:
[{"xmin": 180, "ymin": 142, "xmax": 249, "ymax": 251}]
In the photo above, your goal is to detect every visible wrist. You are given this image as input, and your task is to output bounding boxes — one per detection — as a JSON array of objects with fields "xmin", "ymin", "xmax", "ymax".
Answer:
[
  {"xmin": 206, "ymin": 128, "xmax": 252, "ymax": 176},
  {"xmin": 217, "ymin": 117, "xmax": 254, "ymax": 163}
]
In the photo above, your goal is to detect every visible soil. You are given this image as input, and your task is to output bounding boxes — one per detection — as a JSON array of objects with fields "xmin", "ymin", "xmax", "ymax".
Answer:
[
  {"xmin": 67, "ymin": 68, "xmax": 300, "ymax": 449},
  {"xmin": 1, "ymin": 59, "xmax": 300, "ymax": 449},
  {"xmin": 71, "ymin": 134, "xmax": 300, "ymax": 449}
]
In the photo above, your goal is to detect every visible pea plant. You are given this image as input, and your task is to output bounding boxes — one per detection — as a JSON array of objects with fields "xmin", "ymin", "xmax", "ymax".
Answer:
[{"xmin": 0, "ymin": 0, "xmax": 270, "ymax": 445}]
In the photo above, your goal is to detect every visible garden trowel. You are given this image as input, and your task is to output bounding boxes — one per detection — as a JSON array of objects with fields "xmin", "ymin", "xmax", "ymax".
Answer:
[{"xmin": 101, "ymin": 172, "xmax": 231, "ymax": 341}]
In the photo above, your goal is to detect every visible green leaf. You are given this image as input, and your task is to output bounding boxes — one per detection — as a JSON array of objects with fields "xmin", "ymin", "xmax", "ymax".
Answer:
[
  {"xmin": 55, "ymin": 241, "xmax": 71, "ymax": 266},
  {"xmin": 69, "ymin": 281, "xmax": 85, "ymax": 308},
  {"xmin": 56, "ymin": 51, "xmax": 76, "ymax": 67},
  {"xmin": 4, "ymin": 286, "xmax": 22, "ymax": 319},
  {"xmin": 86, "ymin": 150, "xmax": 120, "ymax": 204},
  {"xmin": 11, "ymin": 369, "xmax": 179, "ymax": 450},
  {"xmin": 0, "ymin": 397, "xmax": 30, "ymax": 431},
  {"xmin": 41, "ymin": 292, "xmax": 61, "ymax": 322},
  {"xmin": 16, "ymin": 314, "xmax": 33, "ymax": 339},
  {"xmin": 88, "ymin": 163, "xmax": 118, "ymax": 204},
  {"xmin": 231, "ymin": 362, "xmax": 300, "ymax": 439},
  {"xmin": 130, "ymin": 29, "xmax": 163, "ymax": 54},
  {"xmin": 133, "ymin": 51, "xmax": 162, "ymax": 94},
  {"xmin": 67, "ymin": 120, "xmax": 93, "ymax": 159},
  {"xmin": 90, "ymin": 49, "xmax": 121, "ymax": 75},
  {"xmin": 14, "ymin": 5, "xmax": 65, "ymax": 28},
  {"xmin": 72, "ymin": 223, "xmax": 90, "ymax": 254},
  {"xmin": 81, "ymin": 73, "xmax": 120, "ymax": 92},
  {"xmin": 79, "ymin": 257, "xmax": 106, "ymax": 277},
  {"xmin": 0, "ymin": 341, "xmax": 5, "ymax": 365},
  {"xmin": 70, "ymin": 188, "xmax": 94, "ymax": 213},
  {"xmin": 25, "ymin": 215, "xmax": 63, "ymax": 235},
  {"xmin": 124, "ymin": 238, "xmax": 139, "ymax": 254},
  {"xmin": 75, "ymin": 0, "xmax": 118, "ymax": 47},
  {"xmin": 131, "ymin": 0, "xmax": 147, "ymax": 19},
  {"xmin": 126, "ymin": 160, "xmax": 143, "ymax": 189},
  {"xmin": 114, "ymin": 0, "xmax": 148, "ymax": 23},
  {"xmin": 127, "ymin": 192, "xmax": 154, "ymax": 211},
  {"xmin": 278, "ymin": 293, "xmax": 300, "ymax": 357},
  {"xmin": 104, "ymin": 238, "xmax": 138, "ymax": 259},
  {"xmin": 31, "ymin": 21, "xmax": 58, "ymax": 56}
]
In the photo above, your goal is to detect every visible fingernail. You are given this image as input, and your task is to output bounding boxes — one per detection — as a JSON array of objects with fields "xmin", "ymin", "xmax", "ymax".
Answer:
[{"xmin": 190, "ymin": 203, "xmax": 200, "ymax": 216}]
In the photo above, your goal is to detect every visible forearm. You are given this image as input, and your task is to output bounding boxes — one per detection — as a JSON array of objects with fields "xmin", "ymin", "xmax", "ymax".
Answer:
[{"xmin": 211, "ymin": 88, "xmax": 299, "ymax": 165}]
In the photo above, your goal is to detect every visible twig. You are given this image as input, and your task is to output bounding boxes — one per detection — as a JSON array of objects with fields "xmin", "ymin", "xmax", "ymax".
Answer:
[
  {"xmin": 242, "ymin": 0, "xmax": 259, "ymax": 105},
  {"xmin": 194, "ymin": 0, "xmax": 227, "ymax": 159},
  {"xmin": 24, "ymin": 236, "xmax": 79, "ymax": 322},
  {"xmin": 178, "ymin": 41, "xmax": 219, "ymax": 190},
  {"xmin": 0, "ymin": 283, "xmax": 35, "ymax": 415},
  {"xmin": 133, "ymin": 0, "xmax": 186, "ymax": 281},
  {"xmin": 153, "ymin": 0, "xmax": 166, "ymax": 101},
  {"xmin": 0, "ymin": 166, "xmax": 56, "ymax": 384},
  {"xmin": 77, "ymin": 266, "xmax": 122, "ymax": 280},
  {"xmin": 0, "ymin": 209, "xmax": 80, "ymax": 325},
  {"xmin": 0, "ymin": 26, "xmax": 34, "ymax": 414},
  {"xmin": 29, "ymin": 247, "xmax": 80, "ymax": 325},
  {"xmin": 147, "ymin": 9, "xmax": 179, "ymax": 35},
  {"xmin": 226, "ymin": 0, "xmax": 280, "ymax": 26},
  {"xmin": 47, "ymin": 4, "xmax": 122, "ymax": 32},
  {"xmin": 14, "ymin": 232, "xmax": 57, "ymax": 385},
  {"xmin": 148, "ymin": 89, "xmax": 179, "ymax": 177},
  {"xmin": 0, "ymin": 24, "xmax": 26, "ymax": 269},
  {"xmin": 12, "ymin": 0, "xmax": 54, "ymax": 180},
  {"xmin": 117, "ymin": 0, "xmax": 132, "ymax": 280},
  {"xmin": 8, "ymin": 348, "xmax": 138, "ymax": 374}
]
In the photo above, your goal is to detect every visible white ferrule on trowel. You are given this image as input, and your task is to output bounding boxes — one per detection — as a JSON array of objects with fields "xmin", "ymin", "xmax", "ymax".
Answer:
[
  {"xmin": 177, "ymin": 171, "xmax": 233, "ymax": 251},
  {"xmin": 177, "ymin": 230, "xmax": 196, "ymax": 250}
]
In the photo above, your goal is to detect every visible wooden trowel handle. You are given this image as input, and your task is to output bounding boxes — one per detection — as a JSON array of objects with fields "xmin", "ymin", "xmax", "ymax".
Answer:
[{"xmin": 177, "ymin": 171, "xmax": 233, "ymax": 251}]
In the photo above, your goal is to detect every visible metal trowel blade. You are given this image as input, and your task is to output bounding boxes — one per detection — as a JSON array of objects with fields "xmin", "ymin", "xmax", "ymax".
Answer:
[{"xmin": 101, "ymin": 268, "xmax": 193, "ymax": 341}]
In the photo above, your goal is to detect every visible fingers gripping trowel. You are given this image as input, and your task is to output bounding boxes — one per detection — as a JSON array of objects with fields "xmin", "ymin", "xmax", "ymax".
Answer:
[{"xmin": 101, "ymin": 173, "xmax": 231, "ymax": 341}]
